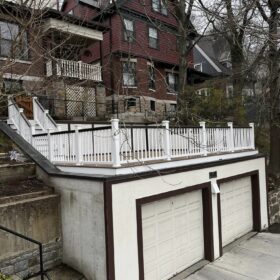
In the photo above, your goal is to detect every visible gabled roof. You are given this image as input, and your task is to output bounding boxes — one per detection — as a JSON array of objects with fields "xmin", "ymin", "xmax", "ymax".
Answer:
[{"xmin": 195, "ymin": 35, "xmax": 232, "ymax": 76}]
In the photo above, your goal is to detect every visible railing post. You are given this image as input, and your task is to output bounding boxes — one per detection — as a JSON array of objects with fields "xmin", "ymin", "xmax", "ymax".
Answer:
[
  {"xmin": 47, "ymin": 129, "xmax": 52, "ymax": 161},
  {"xmin": 32, "ymin": 97, "xmax": 38, "ymax": 122},
  {"xmin": 249, "ymin": 123, "xmax": 255, "ymax": 150},
  {"xmin": 227, "ymin": 122, "xmax": 234, "ymax": 152},
  {"xmin": 75, "ymin": 125, "xmax": 82, "ymax": 165},
  {"xmin": 44, "ymin": 110, "xmax": 49, "ymax": 131},
  {"xmin": 79, "ymin": 60, "xmax": 82, "ymax": 79},
  {"xmin": 199, "ymin": 121, "xmax": 207, "ymax": 156},
  {"xmin": 162, "ymin": 120, "xmax": 171, "ymax": 161},
  {"xmin": 18, "ymin": 108, "xmax": 24, "ymax": 135},
  {"xmin": 111, "ymin": 119, "xmax": 121, "ymax": 167}
]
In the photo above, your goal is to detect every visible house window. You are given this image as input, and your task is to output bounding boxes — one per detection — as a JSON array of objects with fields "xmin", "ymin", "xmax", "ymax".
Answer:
[
  {"xmin": 170, "ymin": 104, "xmax": 177, "ymax": 112},
  {"xmin": 149, "ymin": 27, "xmax": 158, "ymax": 49},
  {"xmin": 150, "ymin": 100, "xmax": 156, "ymax": 111},
  {"xmin": 148, "ymin": 64, "xmax": 156, "ymax": 90},
  {"xmin": 226, "ymin": 85, "xmax": 233, "ymax": 98},
  {"xmin": 0, "ymin": 21, "xmax": 28, "ymax": 60},
  {"xmin": 196, "ymin": 88, "xmax": 210, "ymax": 97},
  {"xmin": 123, "ymin": 61, "xmax": 137, "ymax": 87},
  {"xmin": 3, "ymin": 79, "xmax": 23, "ymax": 93},
  {"xmin": 126, "ymin": 97, "xmax": 137, "ymax": 109},
  {"xmin": 166, "ymin": 72, "xmax": 178, "ymax": 93},
  {"xmin": 152, "ymin": 0, "xmax": 167, "ymax": 15},
  {"xmin": 194, "ymin": 63, "xmax": 202, "ymax": 72},
  {"xmin": 123, "ymin": 18, "xmax": 134, "ymax": 42}
]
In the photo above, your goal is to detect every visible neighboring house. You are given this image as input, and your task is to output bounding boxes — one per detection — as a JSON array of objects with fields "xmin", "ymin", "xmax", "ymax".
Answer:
[
  {"xmin": 0, "ymin": 1, "xmax": 107, "ymax": 120},
  {"xmin": 62, "ymin": 0, "xmax": 207, "ymax": 122},
  {"xmin": 193, "ymin": 35, "xmax": 255, "ymax": 98}
]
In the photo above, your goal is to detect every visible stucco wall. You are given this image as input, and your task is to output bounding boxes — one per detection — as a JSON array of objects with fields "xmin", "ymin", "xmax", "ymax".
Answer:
[
  {"xmin": 111, "ymin": 157, "xmax": 268, "ymax": 280},
  {"xmin": 36, "ymin": 168, "xmax": 106, "ymax": 280}
]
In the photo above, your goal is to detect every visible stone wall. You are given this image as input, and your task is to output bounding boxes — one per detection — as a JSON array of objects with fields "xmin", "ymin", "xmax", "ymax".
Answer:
[
  {"xmin": 0, "ymin": 192, "xmax": 62, "ymax": 278},
  {"xmin": 0, "ymin": 241, "xmax": 62, "ymax": 278},
  {"xmin": 268, "ymin": 188, "xmax": 280, "ymax": 224}
]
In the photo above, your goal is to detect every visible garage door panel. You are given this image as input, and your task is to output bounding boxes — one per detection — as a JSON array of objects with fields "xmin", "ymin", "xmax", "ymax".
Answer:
[
  {"xmin": 157, "ymin": 199, "xmax": 172, "ymax": 215},
  {"xmin": 221, "ymin": 177, "xmax": 253, "ymax": 247},
  {"xmin": 142, "ymin": 189, "xmax": 205, "ymax": 280},
  {"xmin": 142, "ymin": 203, "xmax": 156, "ymax": 220}
]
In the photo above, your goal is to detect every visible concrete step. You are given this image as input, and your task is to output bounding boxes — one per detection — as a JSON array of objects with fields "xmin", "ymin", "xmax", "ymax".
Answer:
[
  {"xmin": 29, "ymin": 264, "xmax": 87, "ymax": 280},
  {"xmin": 0, "ymin": 162, "xmax": 36, "ymax": 184},
  {"xmin": 0, "ymin": 179, "xmax": 54, "ymax": 204}
]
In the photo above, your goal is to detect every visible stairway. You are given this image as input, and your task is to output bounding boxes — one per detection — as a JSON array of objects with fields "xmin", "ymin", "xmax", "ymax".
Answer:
[
  {"xmin": 7, "ymin": 97, "xmax": 58, "ymax": 138},
  {"xmin": 0, "ymin": 156, "xmax": 61, "ymax": 279}
]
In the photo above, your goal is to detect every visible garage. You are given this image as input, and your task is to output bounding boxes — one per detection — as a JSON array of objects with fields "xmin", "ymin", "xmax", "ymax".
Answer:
[
  {"xmin": 141, "ymin": 190, "xmax": 205, "ymax": 280},
  {"xmin": 220, "ymin": 176, "xmax": 253, "ymax": 247}
]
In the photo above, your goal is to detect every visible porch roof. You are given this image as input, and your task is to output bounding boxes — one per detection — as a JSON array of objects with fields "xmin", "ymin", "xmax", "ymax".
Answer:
[{"xmin": 43, "ymin": 18, "xmax": 103, "ymax": 41}]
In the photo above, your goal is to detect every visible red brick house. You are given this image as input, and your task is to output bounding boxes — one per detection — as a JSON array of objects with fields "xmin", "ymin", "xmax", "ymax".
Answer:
[
  {"xmin": 0, "ymin": 1, "xmax": 107, "ymax": 120},
  {"xmin": 62, "ymin": 0, "xmax": 204, "ymax": 122}
]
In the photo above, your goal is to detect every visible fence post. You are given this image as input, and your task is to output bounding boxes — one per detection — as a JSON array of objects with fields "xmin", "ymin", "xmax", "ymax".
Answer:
[
  {"xmin": 249, "ymin": 123, "xmax": 255, "ymax": 150},
  {"xmin": 162, "ymin": 120, "xmax": 171, "ymax": 161},
  {"xmin": 199, "ymin": 121, "xmax": 207, "ymax": 156},
  {"xmin": 75, "ymin": 125, "xmax": 82, "ymax": 165},
  {"xmin": 111, "ymin": 119, "xmax": 121, "ymax": 167},
  {"xmin": 227, "ymin": 122, "xmax": 234, "ymax": 152},
  {"xmin": 47, "ymin": 129, "xmax": 52, "ymax": 161}
]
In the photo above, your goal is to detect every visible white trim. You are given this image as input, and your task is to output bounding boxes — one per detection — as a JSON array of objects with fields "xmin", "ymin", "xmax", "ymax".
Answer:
[
  {"xmin": 56, "ymin": 150, "xmax": 258, "ymax": 176},
  {"xmin": 165, "ymin": 69, "xmax": 179, "ymax": 74},
  {"xmin": 0, "ymin": 57, "xmax": 32, "ymax": 65},
  {"xmin": 195, "ymin": 45, "xmax": 222, "ymax": 73},
  {"xmin": 120, "ymin": 58, "xmax": 137, "ymax": 63},
  {"xmin": 3, "ymin": 73, "xmax": 43, "ymax": 81},
  {"xmin": 43, "ymin": 18, "xmax": 103, "ymax": 41}
]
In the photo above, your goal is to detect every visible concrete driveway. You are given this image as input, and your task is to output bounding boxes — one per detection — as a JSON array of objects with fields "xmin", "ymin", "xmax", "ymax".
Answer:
[{"xmin": 185, "ymin": 233, "xmax": 280, "ymax": 280}]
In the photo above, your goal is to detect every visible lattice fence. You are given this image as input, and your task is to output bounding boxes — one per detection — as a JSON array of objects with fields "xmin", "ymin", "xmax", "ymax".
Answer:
[{"xmin": 65, "ymin": 85, "xmax": 96, "ymax": 118}]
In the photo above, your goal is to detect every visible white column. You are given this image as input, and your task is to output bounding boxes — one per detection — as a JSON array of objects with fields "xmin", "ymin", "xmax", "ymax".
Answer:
[
  {"xmin": 162, "ymin": 120, "xmax": 171, "ymax": 161},
  {"xmin": 227, "ymin": 122, "xmax": 234, "ymax": 152},
  {"xmin": 75, "ymin": 125, "xmax": 82, "ymax": 165},
  {"xmin": 249, "ymin": 123, "xmax": 255, "ymax": 150},
  {"xmin": 199, "ymin": 121, "xmax": 207, "ymax": 156},
  {"xmin": 111, "ymin": 119, "xmax": 121, "ymax": 167}
]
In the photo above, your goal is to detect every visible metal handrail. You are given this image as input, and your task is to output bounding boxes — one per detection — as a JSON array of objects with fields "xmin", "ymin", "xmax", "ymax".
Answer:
[{"xmin": 0, "ymin": 225, "xmax": 50, "ymax": 280}]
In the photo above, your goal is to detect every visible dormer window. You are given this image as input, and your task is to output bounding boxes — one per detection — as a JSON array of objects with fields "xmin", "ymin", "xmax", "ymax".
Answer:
[{"xmin": 152, "ymin": 0, "xmax": 167, "ymax": 15}]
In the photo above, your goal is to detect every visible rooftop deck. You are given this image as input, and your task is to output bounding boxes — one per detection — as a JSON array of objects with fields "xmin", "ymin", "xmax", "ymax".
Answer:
[{"xmin": 7, "ymin": 98, "xmax": 257, "ymax": 175}]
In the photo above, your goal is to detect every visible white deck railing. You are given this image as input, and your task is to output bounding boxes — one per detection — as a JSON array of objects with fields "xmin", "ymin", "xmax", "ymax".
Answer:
[
  {"xmin": 8, "ymin": 99, "xmax": 33, "ymax": 144},
  {"xmin": 30, "ymin": 119, "xmax": 255, "ymax": 167},
  {"xmin": 46, "ymin": 59, "xmax": 102, "ymax": 82},
  {"xmin": 33, "ymin": 97, "xmax": 57, "ymax": 133}
]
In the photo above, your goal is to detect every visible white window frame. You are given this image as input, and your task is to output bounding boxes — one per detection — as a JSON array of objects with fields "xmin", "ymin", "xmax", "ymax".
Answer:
[
  {"xmin": 194, "ymin": 63, "xmax": 203, "ymax": 72},
  {"xmin": 122, "ymin": 60, "xmax": 137, "ymax": 87}
]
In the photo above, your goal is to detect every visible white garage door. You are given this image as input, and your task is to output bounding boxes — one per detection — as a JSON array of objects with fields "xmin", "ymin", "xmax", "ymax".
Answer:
[
  {"xmin": 220, "ymin": 177, "xmax": 253, "ymax": 247},
  {"xmin": 142, "ymin": 190, "xmax": 204, "ymax": 280}
]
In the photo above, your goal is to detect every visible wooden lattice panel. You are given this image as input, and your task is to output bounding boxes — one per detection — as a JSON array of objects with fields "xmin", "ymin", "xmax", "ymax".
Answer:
[{"xmin": 65, "ymin": 85, "xmax": 96, "ymax": 118}]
